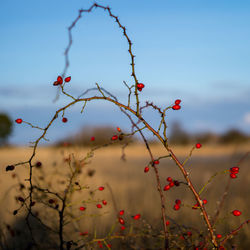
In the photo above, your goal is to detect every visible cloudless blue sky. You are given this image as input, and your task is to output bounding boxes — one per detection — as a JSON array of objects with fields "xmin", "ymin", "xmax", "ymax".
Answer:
[{"xmin": 0, "ymin": 0, "xmax": 250, "ymax": 145}]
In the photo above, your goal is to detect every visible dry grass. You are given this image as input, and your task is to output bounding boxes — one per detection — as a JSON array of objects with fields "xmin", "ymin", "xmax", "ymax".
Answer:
[{"xmin": 0, "ymin": 144, "xmax": 249, "ymax": 249}]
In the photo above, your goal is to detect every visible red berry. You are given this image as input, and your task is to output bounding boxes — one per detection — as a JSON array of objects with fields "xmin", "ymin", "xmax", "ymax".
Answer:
[
  {"xmin": 163, "ymin": 184, "xmax": 170, "ymax": 191},
  {"xmin": 98, "ymin": 186, "xmax": 104, "ymax": 191},
  {"xmin": 192, "ymin": 203, "xmax": 198, "ymax": 209},
  {"xmin": 117, "ymin": 127, "xmax": 121, "ymax": 132},
  {"xmin": 187, "ymin": 231, "xmax": 192, "ymax": 236},
  {"xmin": 119, "ymin": 210, "xmax": 124, "ymax": 216},
  {"xmin": 175, "ymin": 99, "xmax": 181, "ymax": 105},
  {"xmin": 6, "ymin": 165, "xmax": 15, "ymax": 171},
  {"xmin": 230, "ymin": 167, "xmax": 239, "ymax": 173},
  {"xmin": 62, "ymin": 117, "xmax": 68, "ymax": 123},
  {"xmin": 195, "ymin": 143, "xmax": 202, "ymax": 149},
  {"xmin": 230, "ymin": 173, "xmax": 237, "ymax": 179},
  {"xmin": 118, "ymin": 217, "xmax": 125, "ymax": 225},
  {"xmin": 174, "ymin": 204, "xmax": 180, "ymax": 210},
  {"xmin": 36, "ymin": 161, "xmax": 42, "ymax": 168},
  {"xmin": 102, "ymin": 200, "xmax": 107, "ymax": 205},
  {"xmin": 138, "ymin": 88, "xmax": 142, "ymax": 91},
  {"xmin": 154, "ymin": 160, "xmax": 160, "ymax": 165},
  {"xmin": 169, "ymin": 182, "xmax": 174, "ymax": 187},
  {"xmin": 166, "ymin": 220, "xmax": 170, "ymax": 226},
  {"xmin": 166, "ymin": 177, "xmax": 172, "ymax": 182},
  {"xmin": 111, "ymin": 135, "xmax": 118, "ymax": 140},
  {"xmin": 216, "ymin": 234, "xmax": 222, "ymax": 239},
  {"xmin": 202, "ymin": 199, "xmax": 207, "ymax": 205},
  {"xmin": 172, "ymin": 104, "xmax": 181, "ymax": 110},
  {"xmin": 53, "ymin": 81, "xmax": 59, "ymax": 86},
  {"xmin": 90, "ymin": 136, "xmax": 95, "ymax": 141},
  {"xmin": 144, "ymin": 166, "xmax": 149, "ymax": 173},
  {"xmin": 96, "ymin": 204, "xmax": 102, "ymax": 208},
  {"xmin": 232, "ymin": 210, "xmax": 241, "ymax": 216},
  {"xmin": 65, "ymin": 76, "xmax": 71, "ymax": 82},
  {"xmin": 133, "ymin": 214, "xmax": 141, "ymax": 220},
  {"xmin": 79, "ymin": 206, "xmax": 86, "ymax": 211},
  {"xmin": 137, "ymin": 83, "xmax": 145, "ymax": 89},
  {"xmin": 18, "ymin": 197, "xmax": 24, "ymax": 202},
  {"xmin": 57, "ymin": 76, "xmax": 63, "ymax": 84},
  {"xmin": 174, "ymin": 180, "xmax": 180, "ymax": 186},
  {"xmin": 121, "ymin": 226, "xmax": 125, "ymax": 230},
  {"xmin": 15, "ymin": 118, "xmax": 23, "ymax": 124},
  {"xmin": 175, "ymin": 199, "xmax": 181, "ymax": 205}
]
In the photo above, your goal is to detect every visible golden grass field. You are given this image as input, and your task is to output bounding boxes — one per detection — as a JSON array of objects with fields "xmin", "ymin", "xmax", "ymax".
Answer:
[{"xmin": 0, "ymin": 143, "xmax": 249, "ymax": 249}]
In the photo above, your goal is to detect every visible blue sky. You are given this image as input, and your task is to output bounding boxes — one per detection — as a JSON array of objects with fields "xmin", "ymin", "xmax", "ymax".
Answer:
[{"xmin": 0, "ymin": 0, "xmax": 250, "ymax": 145}]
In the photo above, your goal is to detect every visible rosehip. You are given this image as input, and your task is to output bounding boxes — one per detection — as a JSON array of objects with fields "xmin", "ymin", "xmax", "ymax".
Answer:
[
  {"xmin": 102, "ymin": 200, "xmax": 107, "ymax": 205},
  {"xmin": 154, "ymin": 160, "xmax": 160, "ymax": 165},
  {"xmin": 36, "ymin": 161, "xmax": 42, "ymax": 168},
  {"xmin": 62, "ymin": 117, "xmax": 68, "ymax": 123},
  {"xmin": 174, "ymin": 204, "xmax": 180, "ymax": 210},
  {"xmin": 57, "ymin": 76, "xmax": 63, "ymax": 84},
  {"xmin": 196, "ymin": 143, "xmax": 202, "ymax": 149},
  {"xmin": 65, "ymin": 76, "xmax": 71, "ymax": 82},
  {"xmin": 144, "ymin": 166, "xmax": 149, "ymax": 173},
  {"xmin": 175, "ymin": 99, "xmax": 181, "ymax": 105},
  {"xmin": 172, "ymin": 105, "xmax": 181, "ymax": 110},
  {"xmin": 133, "ymin": 214, "xmax": 141, "ymax": 220},
  {"xmin": 166, "ymin": 220, "xmax": 170, "ymax": 226},
  {"xmin": 166, "ymin": 177, "xmax": 172, "ymax": 182},
  {"xmin": 137, "ymin": 83, "xmax": 145, "ymax": 89},
  {"xmin": 216, "ymin": 234, "xmax": 222, "ymax": 239},
  {"xmin": 118, "ymin": 217, "xmax": 125, "ymax": 225},
  {"xmin": 119, "ymin": 210, "xmax": 124, "ymax": 216},
  {"xmin": 175, "ymin": 199, "xmax": 181, "ymax": 205},
  {"xmin": 163, "ymin": 184, "xmax": 170, "ymax": 191},
  {"xmin": 117, "ymin": 127, "xmax": 121, "ymax": 132},
  {"xmin": 169, "ymin": 182, "xmax": 174, "ymax": 187},
  {"xmin": 49, "ymin": 199, "xmax": 55, "ymax": 204},
  {"xmin": 232, "ymin": 210, "xmax": 241, "ymax": 216},
  {"xmin": 15, "ymin": 118, "xmax": 23, "ymax": 124},
  {"xmin": 202, "ymin": 199, "xmax": 207, "ymax": 205},
  {"xmin": 79, "ymin": 206, "xmax": 86, "ymax": 211},
  {"xmin": 90, "ymin": 136, "xmax": 95, "ymax": 141},
  {"xmin": 230, "ymin": 173, "xmax": 237, "ymax": 179},
  {"xmin": 98, "ymin": 186, "xmax": 104, "ymax": 191},
  {"xmin": 111, "ymin": 135, "xmax": 118, "ymax": 140},
  {"xmin": 96, "ymin": 204, "xmax": 102, "ymax": 208},
  {"xmin": 121, "ymin": 226, "xmax": 125, "ymax": 230},
  {"xmin": 230, "ymin": 167, "xmax": 239, "ymax": 173},
  {"xmin": 6, "ymin": 165, "xmax": 15, "ymax": 171},
  {"xmin": 174, "ymin": 180, "xmax": 180, "ymax": 186}
]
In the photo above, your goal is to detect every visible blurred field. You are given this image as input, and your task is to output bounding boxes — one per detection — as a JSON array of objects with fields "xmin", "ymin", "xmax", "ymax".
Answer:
[{"xmin": 0, "ymin": 143, "xmax": 249, "ymax": 249}]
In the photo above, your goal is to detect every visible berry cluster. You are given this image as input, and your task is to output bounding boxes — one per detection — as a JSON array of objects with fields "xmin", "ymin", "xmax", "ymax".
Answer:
[
  {"xmin": 229, "ymin": 166, "xmax": 239, "ymax": 179},
  {"xmin": 53, "ymin": 75, "xmax": 71, "ymax": 86},
  {"xmin": 173, "ymin": 199, "xmax": 181, "ymax": 211},
  {"xmin": 172, "ymin": 99, "xmax": 181, "ymax": 110},
  {"xmin": 163, "ymin": 177, "xmax": 180, "ymax": 191},
  {"xmin": 137, "ymin": 83, "xmax": 145, "ymax": 91}
]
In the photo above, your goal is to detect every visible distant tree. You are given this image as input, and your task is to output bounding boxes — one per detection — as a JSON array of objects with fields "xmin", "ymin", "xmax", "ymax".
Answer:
[
  {"xmin": 0, "ymin": 113, "xmax": 13, "ymax": 146},
  {"xmin": 219, "ymin": 129, "xmax": 249, "ymax": 144},
  {"xmin": 169, "ymin": 121, "xmax": 190, "ymax": 145}
]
